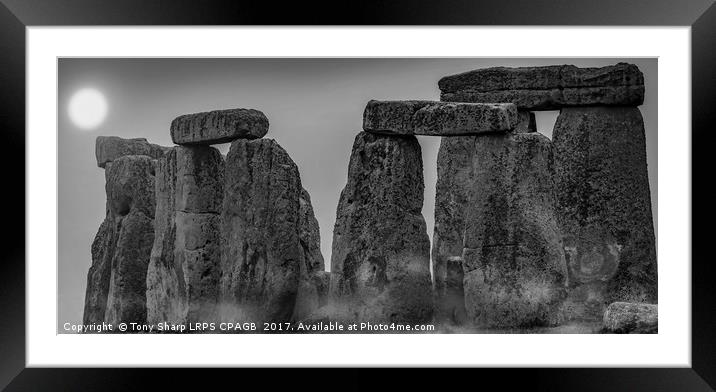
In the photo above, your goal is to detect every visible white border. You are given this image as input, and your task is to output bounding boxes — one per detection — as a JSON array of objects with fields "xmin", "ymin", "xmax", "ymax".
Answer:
[{"xmin": 27, "ymin": 27, "xmax": 691, "ymax": 367}]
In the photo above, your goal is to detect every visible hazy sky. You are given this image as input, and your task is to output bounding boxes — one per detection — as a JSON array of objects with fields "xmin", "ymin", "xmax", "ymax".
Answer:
[{"xmin": 58, "ymin": 58, "xmax": 657, "ymax": 329}]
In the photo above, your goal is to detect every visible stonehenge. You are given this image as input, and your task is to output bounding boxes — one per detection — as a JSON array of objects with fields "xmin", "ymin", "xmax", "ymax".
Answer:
[
  {"xmin": 82, "ymin": 61, "xmax": 656, "ymax": 333},
  {"xmin": 436, "ymin": 62, "xmax": 656, "ymax": 325},
  {"xmin": 86, "ymin": 108, "xmax": 325, "ymax": 332}
]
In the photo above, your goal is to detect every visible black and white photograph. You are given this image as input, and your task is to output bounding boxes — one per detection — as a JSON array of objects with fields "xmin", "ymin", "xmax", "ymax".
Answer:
[
  {"xmin": 58, "ymin": 58, "xmax": 658, "ymax": 335},
  {"xmin": 3, "ymin": 0, "xmax": 713, "ymax": 385}
]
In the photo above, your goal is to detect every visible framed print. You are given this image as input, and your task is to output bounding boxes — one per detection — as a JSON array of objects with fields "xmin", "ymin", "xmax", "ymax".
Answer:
[{"xmin": 1, "ymin": 0, "xmax": 714, "ymax": 389}]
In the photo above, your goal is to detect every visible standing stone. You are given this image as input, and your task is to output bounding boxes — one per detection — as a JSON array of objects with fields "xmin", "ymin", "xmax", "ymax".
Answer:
[
  {"xmin": 331, "ymin": 131, "xmax": 432, "ymax": 324},
  {"xmin": 553, "ymin": 107, "xmax": 656, "ymax": 318},
  {"xmin": 431, "ymin": 111, "xmax": 531, "ymax": 325},
  {"xmin": 145, "ymin": 146, "xmax": 224, "ymax": 327},
  {"xmin": 219, "ymin": 138, "xmax": 303, "ymax": 325},
  {"xmin": 461, "ymin": 132, "xmax": 567, "ymax": 328},
  {"xmin": 170, "ymin": 108, "xmax": 269, "ymax": 145},
  {"xmin": 83, "ymin": 155, "xmax": 156, "ymax": 329},
  {"xmin": 292, "ymin": 188, "xmax": 327, "ymax": 321},
  {"xmin": 439, "ymin": 63, "xmax": 644, "ymax": 110},
  {"xmin": 432, "ymin": 136, "xmax": 475, "ymax": 324}
]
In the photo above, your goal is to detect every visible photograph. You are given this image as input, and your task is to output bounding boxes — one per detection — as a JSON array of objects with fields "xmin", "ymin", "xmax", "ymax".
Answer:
[
  {"xmin": 2, "ymin": 0, "xmax": 713, "ymax": 387},
  {"xmin": 58, "ymin": 58, "xmax": 658, "ymax": 335}
]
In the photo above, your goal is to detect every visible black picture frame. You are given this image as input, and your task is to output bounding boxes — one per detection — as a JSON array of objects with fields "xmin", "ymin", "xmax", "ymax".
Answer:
[{"xmin": 1, "ymin": 0, "xmax": 713, "ymax": 390}]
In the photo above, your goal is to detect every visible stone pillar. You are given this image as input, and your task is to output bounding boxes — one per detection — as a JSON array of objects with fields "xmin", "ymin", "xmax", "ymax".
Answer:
[
  {"xmin": 553, "ymin": 106, "xmax": 656, "ymax": 319},
  {"xmin": 102, "ymin": 156, "xmax": 157, "ymax": 327},
  {"xmin": 436, "ymin": 62, "xmax": 650, "ymax": 326},
  {"xmin": 461, "ymin": 132, "xmax": 567, "ymax": 328},
  {"xmin": 219, "ymin": 138, "xmax": 303, "ymax": 325},
  {"xmin": 330, "ymin": 131, "xmax": 433, "ymax": 324},
  {"xmin": 84, "ymin": 136, "xmax": 166, "ymax": 330},
  {"xmin": 145, "ymin": 145, "xmax": 224, "ymax": 327},
  {"xmin": 432, "ymin": 136, "xmax": 474, "ymax": 324}
]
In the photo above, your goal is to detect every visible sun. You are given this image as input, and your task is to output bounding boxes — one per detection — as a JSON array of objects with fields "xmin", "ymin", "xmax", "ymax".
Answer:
[{"xmin": 68, "ymin": 88, "xmax": 108, "ymax": 130}]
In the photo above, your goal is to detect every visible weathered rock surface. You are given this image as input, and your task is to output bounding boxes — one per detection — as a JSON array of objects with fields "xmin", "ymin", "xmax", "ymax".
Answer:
[
  {"xmin": 292, "ymin": 188, "xmax": 327, "ymax": 321},
  {"xmin": 95, "ymin": 136, "xmax": 169, "ymax": 168},
  {"xmin": 330, "ymin": 131, "xmax": 432, "ymax": 324},
  {"xmin": 553, "ymin": 107, "xmax": 657, "ymax": 314},
  {"xmin": 431, "ymin": 113, "xmax": 533, "ymax": 324},
  {"xmin": 219, "ymin": 138, "xmax": 302, "ymax": 325},
  {"xmin": 461, "ymin": 132, "xmax": 567, "ymax": 328},
  {"xmin": 104, "ymin": 209, "xmax": 155, "ymax": 326},
  {"xmin": 145, "ymin": 146, "xmax": 224, "ymax": 327},
  {"xmin": 170, "ymin": 108, "xmax": 269, "ymax": 145},
  {"xmin": 439, "ymin": 63, "xmax": 644, "ymax": 110},
  {"xmin": 363, "ymin": 100, "xmax": 518, "ymax": 136},
  {"xmin": 431, "ymin": 135, "xmax": 475, "ymax": 322},
  {"xmin": 603, "ymin": 302, "xmax": 657, "ymax": 333},
  {"xmin": 83, "ymin": 155, "xmax": 156, "ymax": 329},
  {"xmin": 515, "ymin": 111, "xmax": 537, "ymax": 133}
]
